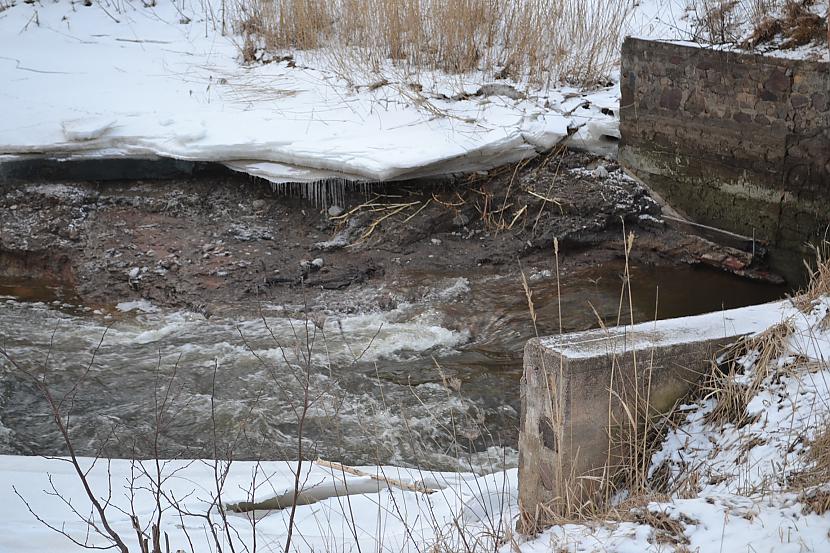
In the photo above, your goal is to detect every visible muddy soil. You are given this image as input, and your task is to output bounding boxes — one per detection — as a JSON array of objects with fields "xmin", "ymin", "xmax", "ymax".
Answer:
[{"xmin": 0, "ymin": 150, "xmax": 772, "ymax": 313}]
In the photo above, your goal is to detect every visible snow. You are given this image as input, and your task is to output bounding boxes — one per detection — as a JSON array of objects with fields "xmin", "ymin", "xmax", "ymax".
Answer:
[
  {"xmin": 0, "ymin": 1, "xmax": 696, "ymax": 184},
  {"xmin": 0, "ymin": 1, "xmax": 573, "ymax": 183},
  {"xmin": 540, "ymin": 299, "xmax": 792, "ymax": 359},
  {"xmin": 0, "ymin": 455, "xmax": 518, "ymax": 553}
]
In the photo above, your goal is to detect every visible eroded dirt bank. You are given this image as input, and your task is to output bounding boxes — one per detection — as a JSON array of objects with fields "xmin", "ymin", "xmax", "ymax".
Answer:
[{"xmin": 0, "ymin": 151, "xmax": 775, "ymax": 313}]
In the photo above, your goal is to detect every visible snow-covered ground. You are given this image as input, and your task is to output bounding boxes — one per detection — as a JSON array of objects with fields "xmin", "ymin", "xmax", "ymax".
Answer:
[
  {"xmin": 0, "ymin": 456, "xmax": 518, "ymax": 552},
  {"xmin": 0, "ymin": 1, "xmax": 692, "ymax": 183},
  {"xmin": 3, "ymin": 295, "xmax": 830, "ymax": 552},
  {"xmin": 1, "ymin": 0, "xmax": 823, "ymax": 184}
]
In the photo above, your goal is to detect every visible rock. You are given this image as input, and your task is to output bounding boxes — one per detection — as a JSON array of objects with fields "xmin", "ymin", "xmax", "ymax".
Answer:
[
  {"xmin": 127, "ymin": 267, "xmax": 140, "ymax": 280},
  {"xmin": 328, "ymin": 205, "xmax": 344, "ymax": 218},
  {"xmin": 592, "ymin": 165, "xmax": 609, "ymax": 179},
  {"xmin": 476, "ymin": 83, "xmax": 525, "ymax": 100},
  {"xmin": 300, "ymin": 258, "xmax": 325, "ymax": 273},
  {"xmin": 252, "ymin": 199, "xmax": 266, "ymax": 210},
  {"xmin": 452, "ymin": 213, "xmax": 471, "ymax": 227}
]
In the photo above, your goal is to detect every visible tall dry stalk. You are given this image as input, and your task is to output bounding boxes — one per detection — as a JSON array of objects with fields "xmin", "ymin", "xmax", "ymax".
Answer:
[{"xmin": 231, "ymin": 0, "xmax": 633, "ymax": 86}]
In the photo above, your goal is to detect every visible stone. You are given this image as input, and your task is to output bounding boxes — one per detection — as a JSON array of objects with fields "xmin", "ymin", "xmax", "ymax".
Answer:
[
  {"xmin": 252, "ymin": 199, "xmax": 266, "ymax": 210},
  {"xmin": 763, "ymin": 69, "xmax": 791, "ymax": 95},
  {"xmin": 328, "ymin": 205, "xmax": 344, "ymax": 218},
  {"xmin": 592, "ymin": 165, "xmax": 609, "ymax": 179},
  {"xmin": 452, "ymin": 213, "xmax": 471, "ymax": 227}
]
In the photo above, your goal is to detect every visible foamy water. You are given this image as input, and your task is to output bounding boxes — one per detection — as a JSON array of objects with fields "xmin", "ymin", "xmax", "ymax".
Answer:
[
  {"xmin": 0, "ymin": 279, "xmax": 515, "ymax": 471},
  {"xmin": 0, "ymin": 265, "xmax": 785, "ymax": 471}
]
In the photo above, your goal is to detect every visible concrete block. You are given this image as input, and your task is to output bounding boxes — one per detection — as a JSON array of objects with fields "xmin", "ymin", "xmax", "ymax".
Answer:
[{"xmin": 518, "ymin": 301, "xmax": 789, "ymax": 525}]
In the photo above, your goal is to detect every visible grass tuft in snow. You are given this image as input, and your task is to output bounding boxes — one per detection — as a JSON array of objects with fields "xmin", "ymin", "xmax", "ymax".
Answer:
[
  {"xmin": 703, "ymin": 319, "xmax": 795, "ymax": 426},
  {"xmin": 795, "ymin": 242, "xmax": 830, "ymax": 313}
]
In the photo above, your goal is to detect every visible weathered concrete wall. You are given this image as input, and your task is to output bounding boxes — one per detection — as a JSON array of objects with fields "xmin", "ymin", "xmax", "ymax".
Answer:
[
  {"xmin": 518, "ymin": 301, "xmax": 788, "ymax": 525},
  {"xmin": 619, "ymin": 38, "xmax": 830, "ymax": 283}
]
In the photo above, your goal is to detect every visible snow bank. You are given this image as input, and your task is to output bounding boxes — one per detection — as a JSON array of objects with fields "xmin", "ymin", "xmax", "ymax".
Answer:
[
  {"xmin": 0, "ymin": 1, "xmax": 572, "ymax": 183},
  {"xmin": 0, "ymin": 455, "xmax": 517, "ymax": 553},
  {"xmin": 0, "ymin": 1, "xmax": 686, "ymax": 184}
]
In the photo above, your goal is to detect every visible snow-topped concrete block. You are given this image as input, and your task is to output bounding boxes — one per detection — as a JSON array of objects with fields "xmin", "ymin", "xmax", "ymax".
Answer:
[{"xmin": 518, "ymin": 300, "xmax": 790, "ymax": 526}]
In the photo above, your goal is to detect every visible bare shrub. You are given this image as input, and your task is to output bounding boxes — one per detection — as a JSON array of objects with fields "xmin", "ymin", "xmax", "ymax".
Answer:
[
  {"xmin": 691, "ymin": 0, "xmax": 743, "ymax": 43},
  {"xmin": 691, "ymin": 0, "xmax": 829, "ymax": 48}
]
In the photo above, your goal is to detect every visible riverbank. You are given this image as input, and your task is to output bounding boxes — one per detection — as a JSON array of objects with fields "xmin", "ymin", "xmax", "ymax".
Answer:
[{"xmin": 0, "ymin": 150, "xmax": 783, "ymax": 316}]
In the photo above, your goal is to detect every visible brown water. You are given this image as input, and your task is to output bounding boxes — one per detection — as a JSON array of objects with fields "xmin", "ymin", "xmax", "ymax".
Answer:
[{"xmin": 0, "ymin": 262, "xmax": 786, "ymax": 471}]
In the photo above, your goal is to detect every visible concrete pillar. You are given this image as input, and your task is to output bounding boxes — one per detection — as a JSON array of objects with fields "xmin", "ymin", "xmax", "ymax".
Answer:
[{"xmin": 518, "ymin": 301, "xmax": 788, "ymax": 530}]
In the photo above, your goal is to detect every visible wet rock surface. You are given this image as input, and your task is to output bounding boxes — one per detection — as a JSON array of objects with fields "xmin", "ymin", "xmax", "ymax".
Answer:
[{"xmin": 0, "ymin": 151, "xmax": 772, "ymax": 313}]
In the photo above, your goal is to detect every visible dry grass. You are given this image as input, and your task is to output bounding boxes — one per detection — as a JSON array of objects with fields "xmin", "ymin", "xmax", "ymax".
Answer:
[
  {"xmin": 702, "ymin": 320, "xmax": 795, "ymax": 426},
  {"xmin": 745, "ymin": 0, "xmax": 828, "ymax": 47},
  {"xmin": 794, "ymin": 242, "xmax": 830, "ymax": 313},
  {"xmin": 799, "ymin": 483, "xmax": 830, "ymax": 514},
  {"xmin": 793, "ymin": 423, "xmax": 830, "ymax": 511},
  {"xmin": 230, "ymin": 0, "xmax": 634, "ymax": 86}
]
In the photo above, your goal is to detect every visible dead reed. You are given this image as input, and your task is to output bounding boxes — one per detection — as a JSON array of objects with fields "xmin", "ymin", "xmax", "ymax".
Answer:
[
  {"xmin": 794, "ymin": 242, "xmax": 830, "ymax": 312},
  {"xmin": 230, "ymin": 0, "xmax": 634, "ymax": 86}
]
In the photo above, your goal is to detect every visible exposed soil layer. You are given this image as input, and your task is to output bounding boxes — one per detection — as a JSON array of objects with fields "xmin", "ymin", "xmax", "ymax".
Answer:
[{"xmin": 0, "ymin": 151, "xmax": 776, "ymax": 314}]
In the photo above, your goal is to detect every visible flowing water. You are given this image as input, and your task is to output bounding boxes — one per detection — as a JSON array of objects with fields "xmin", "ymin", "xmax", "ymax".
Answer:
[{"xmin": 0, "ymin": 262, "xmax": 786, "ymax": 472}]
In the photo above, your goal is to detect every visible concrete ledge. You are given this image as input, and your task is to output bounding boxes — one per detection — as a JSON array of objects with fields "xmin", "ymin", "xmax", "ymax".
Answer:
[{"xmin": 518, "ymin": 300, "xmax": 789, "ymax": 523}]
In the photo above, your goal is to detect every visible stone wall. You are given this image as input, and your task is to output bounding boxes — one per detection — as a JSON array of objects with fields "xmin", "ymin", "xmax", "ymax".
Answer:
[{"xmin": 619, "ymin": 38, "xmax": 830, "ymax": 282}]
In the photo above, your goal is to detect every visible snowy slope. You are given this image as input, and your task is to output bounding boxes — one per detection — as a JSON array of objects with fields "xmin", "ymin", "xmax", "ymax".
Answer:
[{"xmin": 0, "ymin": 1, "xmax": 689, "ymax": 183}]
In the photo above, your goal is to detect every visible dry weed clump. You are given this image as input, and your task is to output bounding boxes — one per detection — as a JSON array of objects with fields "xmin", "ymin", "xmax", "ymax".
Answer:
[
  {"xmin": 793, "ymin": 242, "xmax": 830, "ymax": 313},
  {"xmin": 799, "ymin": 484, "xmax": 830, "ymax": 514},
  {"xmin": 629, "ymin": 506, "xmax": 691, "ymax": 546},
  {"xmin": 229, "ymin": 0, "xmax": 633, "ymax": 86},
  {"xmin": 745, "ymin": 0, "xmax": 828, "ymax": 48},
  {"xmin": 792, "ymin": 422, "xmax": 830, "ymax": 504},
  {"xmin": 703, "ymin": 320, "xmax": 794, "ymax": 426}
]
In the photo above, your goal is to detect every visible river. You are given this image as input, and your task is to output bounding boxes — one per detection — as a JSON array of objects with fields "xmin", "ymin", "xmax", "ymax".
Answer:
[{"xmin": 0, "ymin": 262, "xmax": 785, "ymax": 472}]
